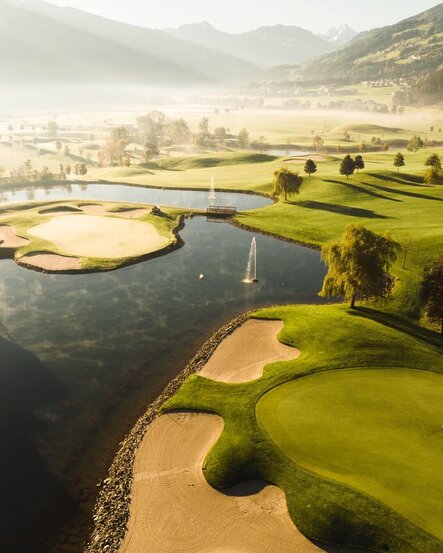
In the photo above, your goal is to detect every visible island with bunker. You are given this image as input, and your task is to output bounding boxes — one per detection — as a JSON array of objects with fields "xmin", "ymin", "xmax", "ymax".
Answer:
[{"xmin": 0, "ymin": 200, "xmax": 188, "ymax": 273}]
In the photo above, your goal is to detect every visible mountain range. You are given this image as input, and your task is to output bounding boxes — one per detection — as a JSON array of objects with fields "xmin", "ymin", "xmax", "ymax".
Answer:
[
  {"xmin": 0, "ymin": 0, "xmax": 440, "ymax": 88},
  {"xmin": 166, "ymin": 22, "xmax": 357, "ymax": 67},
  {"xmin": 303, "ymin": 2, "xmax": 443, "ymax": 82}
]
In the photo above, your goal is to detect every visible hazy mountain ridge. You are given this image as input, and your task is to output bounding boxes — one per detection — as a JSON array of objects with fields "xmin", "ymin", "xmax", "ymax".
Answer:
[
  {"xmin": 303, "ymin": 2, "xmax": 443, "ymax": 83},
  {"xmin": 166, "ymin": 21, "xmax": 352, "ymax": 67},
  {"xmin": 319, "ymin": 25, "xmax": 358, "ymax": 47},
  {"xmin": 0, "ymin": 0, "xmax": 259, "ymax": 85}
]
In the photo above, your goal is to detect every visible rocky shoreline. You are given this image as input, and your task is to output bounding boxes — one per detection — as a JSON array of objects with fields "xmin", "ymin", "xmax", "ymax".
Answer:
[{"xmin": 85, "ymin": 309, "xmax": 258, "ymax": 553}]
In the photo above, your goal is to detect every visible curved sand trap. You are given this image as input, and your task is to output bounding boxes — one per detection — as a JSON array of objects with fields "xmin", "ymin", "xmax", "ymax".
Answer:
[
  {"xmin": 200, "ymin": 319, "xmax": 299, "ymax": 383},
  {"xmin": 27, "ymin": 214, "xmax": 169, "ymax": 259},
  {"xmin": 120, "ymin": 412, "xmax": 322, "ymax": 553},
  {"xmin": 81, "ymin": 204, "xmax": 148, "ymax": 219},
  {"xmin": 19, "ymin": 252, "xmax": 81, "ymax": 271},
  {"xmin": 0, "ymin": 225, "xmax": 30, "ymax": 248},
  {"xmin": 289, "ymin": 155, "xmax": 326, "ymax": 164}
]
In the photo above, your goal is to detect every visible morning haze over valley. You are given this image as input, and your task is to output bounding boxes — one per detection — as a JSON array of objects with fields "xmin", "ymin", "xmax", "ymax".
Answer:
[{"xmin": 0, "ymin": 1, "xmax": 442, "ymax": 553}]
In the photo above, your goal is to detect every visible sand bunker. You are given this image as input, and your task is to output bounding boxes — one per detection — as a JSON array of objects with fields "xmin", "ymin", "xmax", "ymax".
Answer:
[
  {"xmin": 27, "ymin": 214, "xmax": 169, "ymax": 259},
  {"xmin": 120, "ymin": 412, "xmax": 322, "ymax": 553},
  {"xmin": 81, "ymin": 204, "xmax": 148, "ymax": 218},
  {"xmin": 19, "ymin": 253, "xmax": 81, "ymax": 271},
  {"xmin": 289, "ymin": 155, "xmax": 326, "ymax": 164},
  {"xmin": 200, "ymin": 319, "xmax": 299, "ymax": 382},
  {"xmin": 0, "ymin": 225, "xmax": 30, "ymax": 248}
]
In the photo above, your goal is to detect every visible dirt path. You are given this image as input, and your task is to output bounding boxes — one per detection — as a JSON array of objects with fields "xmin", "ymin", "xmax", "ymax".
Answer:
[
  {"xmin": 200, "ymin": 319, "xmax": 299, "ymax": 382},
  {"xmin": 120, "ymin": 412, "xmax": 322, "ymax": 553}
]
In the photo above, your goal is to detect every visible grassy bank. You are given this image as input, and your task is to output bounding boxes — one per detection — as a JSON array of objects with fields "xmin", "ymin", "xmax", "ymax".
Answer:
[{"xmin": 163, "ymin": 304, "xmax": 443, "ymax": 552}]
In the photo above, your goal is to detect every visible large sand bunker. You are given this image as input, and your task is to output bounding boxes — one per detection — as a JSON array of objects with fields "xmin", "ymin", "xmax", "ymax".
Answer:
[
  {"xmin": 81, "ymin": 204, "xmax": 148, "ymax": 218},
  {"xmin": 0, "ymin": 225, "xmax": 30, "ymax": 248},
  {"xmin": 200, "ymin": 319, "xmax": 299, "ymax": 382},
  {"xmin": 27, "ymin": 214, "xmax": 169, "ymax": 259},
  {"xmin": 120, "ymin": 412, "xmax": 322, "ymax": 553},
  {"xmin": 18, "ymin": 253, "xmax": 81, "ymax": 271}
]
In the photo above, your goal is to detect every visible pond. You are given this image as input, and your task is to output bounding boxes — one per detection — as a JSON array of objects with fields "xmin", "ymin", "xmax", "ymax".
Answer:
[
  {"xmin": 0, "ymin": 182, "xmax": 271, "ymax": 210},
  {"xmin": 0, "ymin": 183, "xmax": 326, "ymax": 552}
]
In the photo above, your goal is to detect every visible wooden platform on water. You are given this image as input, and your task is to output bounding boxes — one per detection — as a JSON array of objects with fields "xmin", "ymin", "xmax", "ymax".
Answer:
[{"xmin": 207, "ymin": 205, "xmax": 237, "ymax": 219}]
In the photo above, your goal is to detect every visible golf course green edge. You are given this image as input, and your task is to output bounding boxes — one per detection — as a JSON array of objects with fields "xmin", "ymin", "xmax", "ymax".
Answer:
[{"xmin": 163, "ymin": 304, "xmax": 443, "ymax": 553}]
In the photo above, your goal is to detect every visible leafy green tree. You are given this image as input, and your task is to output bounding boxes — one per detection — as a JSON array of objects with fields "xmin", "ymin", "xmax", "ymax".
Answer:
[
  {"xmin": 304, "ymin": 159, "xmax": 317, "ymax": 177},
  {"xmin": 336, "ymin": 144, "xmax": 343, "ymax": 153},
  {"xmin": 339, "ymin": 155, "xmax": 355, "ymax": 179},
  {"xmin": 23, "ymin": 159, "xmax": 33, "ymax": 175},
  {"xmin": 65, "ymin": 164, "xmax": 71, "ymax": 176},
  {"xmin": 312, "ymin": 135, "xmax": 324, "ymax": 151},
  {"xmin": 319, "ymin": 224, "xmax": 400, "ymax": 308},
  {"xmin": 425, "ymin": 153, "xmax": 442, "ymax": 170},
  {"xmin": 47, "ymin": 120, "xmax": 58, "ymax": 136},
  {"xmin": 238, "ymin": 128, "xmax": 249, "ymax": 148},
  {"xmin": 358, "ymin": 142, "xmax": 366, "ymax": 152},
  {"xmin": 406, "ymin": 135, "xmax": 424, "ymax": 153},
  {"xmin": 354, "ymin": 155, "xmax": 365, "ymax": 173},
  {"xmin": 383, "ymin": 143, "xmax": 389, "ymax": 151},
  {"xmin": 393, "ymin": 152, "xmax": 405, "ymax": 172},
  {"xmin": 273, "ymin": 167, "xmax": 303, "ymax": 200},
  {"xmin": 420, "ymin": 256, "xmax": 443, "ymax": 334}
]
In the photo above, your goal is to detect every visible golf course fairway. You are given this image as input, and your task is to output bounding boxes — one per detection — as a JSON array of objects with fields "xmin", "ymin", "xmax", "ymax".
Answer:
[{"xmin": 257, "ymin": 368, "xmax": 443, "ymax": 540}]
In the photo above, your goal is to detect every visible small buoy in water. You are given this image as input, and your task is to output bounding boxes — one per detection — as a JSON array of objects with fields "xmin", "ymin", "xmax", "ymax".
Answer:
[{"xmin": 199, "ymin": 273, "xmax": 205, "ymax": 280}]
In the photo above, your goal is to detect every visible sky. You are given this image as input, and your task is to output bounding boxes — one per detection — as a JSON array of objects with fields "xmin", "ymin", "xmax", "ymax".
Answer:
[{"xmin": 39, "ymin": 0, "xmax": 440, "ymax": 33}]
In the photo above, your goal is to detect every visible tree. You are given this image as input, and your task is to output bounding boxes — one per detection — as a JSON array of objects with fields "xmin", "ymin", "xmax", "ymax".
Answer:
[
  {"xmin": 23, "ymin": 159, "xmax": 33, "ymax": 176},
  {"xmin": 393, "ymin": 152, "xmax": 405, "ymax": 172},
  {"xmin": 47, "ymin": 120, "xmax": 58, "ymax": 136},
  {"xmin": 358, "ymin": 142, "xmax": 366, "ymax": 152},
  {"xmin": 424, "ymin": 166, "xmax": 443, "ymax": 185},
  {"xmin": 420, "ymin": 256, "xmax": 443, "ymax": 334},
  {"xmin": 336, "ymin": 144, "xmax": 343, "ymax": 153},
  {"xmin": 55, "ymin": 140, "xmax": 62, "ymax": 153},
  {"xmin": 196, "ymin": 117, "xmax": 210, "ymax": 145},
  {"xmin": 304, "ymin": 159, "xmax": 317, "ymax": 177},
  {"xmin": 168, "ymin": 118, "xmax": 190, "ymax": 144},
  {"xmin": 425, "ymin": 153, "xmax": 442, "ymax": 170},
  {"xmin": 406, "ymin": 135, "xmax": 424, "ymax": 154},
  {"xmin": 214, "ymin": 127, "xmax": 227, "ymax": 141},
  {"xmin": 143, "ymin": 141, "xmax": 160, "ymax": 161},
  {"xmin": 354, "ymin": 155, "xmax": 365, "ymax": 173},
  {"xmin": 74, "ymin": 163, "xmax": 88, "ymax": 177},
  {"xmin": 383, "ymin": 143, "xmax": 390, "ymax": 151},
  {"xmin": 65, "ymin": 164, "xmax": 71, "ymax": 176},
  {"xmin": 273, "ymin": 167, "xmax": 303, "ymax": 200},
  {"xmin": 137, "ymin": 111, "xmax": 166, "ymax": 146},
  {"xmin": 238, "ymin": 128, "xmax": 249, "ymax": 148},
  {"xmin": 339, "ymin": 155, "xmax": 355, "ymax": 179},
  {"xmin": 319, "ymin": 224, "xmax": 400, "ymax": 308},
  {"xmin": 313, "ymin": 135, "xmax": 324, "ymax": 151}
]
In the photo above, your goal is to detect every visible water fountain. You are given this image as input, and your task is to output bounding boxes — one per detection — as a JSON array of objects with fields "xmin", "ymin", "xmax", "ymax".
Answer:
[
  {"xmin": 243, "ymin": 237, "xmax": 258, "ymax": 283},
  {"xmin": 208, "ymin": 175, "xmax": 216, "ymax": 203}
]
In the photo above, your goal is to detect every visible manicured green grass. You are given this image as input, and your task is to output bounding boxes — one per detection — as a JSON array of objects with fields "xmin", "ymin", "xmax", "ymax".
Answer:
[
  {"xmin": 257, "ymin": 368, "xmax": 443, "ymax": 539},
  {"xmin": 163, "ymin": 304, "xmax": 443, "ymax": 552}
]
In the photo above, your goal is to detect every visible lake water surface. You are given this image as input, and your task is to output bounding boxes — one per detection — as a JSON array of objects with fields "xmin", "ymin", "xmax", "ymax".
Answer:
[{"xmin": 0, "ymin": 183, "xmax": 326, "ymax": 552}]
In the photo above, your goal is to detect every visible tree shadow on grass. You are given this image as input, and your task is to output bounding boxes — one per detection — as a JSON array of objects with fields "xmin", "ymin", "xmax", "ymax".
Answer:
[
  {"xmin": 292, "ymin": 200, "xmax": 391, "ymax": 219},
  {"xmin": 0, "ymin": 332, "xmax": 74, "ymax": 553},
  {"xmin": 348, "ymin": 307, "xmax": 442, "ymax": 351},
  {"xmin": 363, "ymin": 177, "xmax": 443, "ymax": 202},
  {"xmin": 324, "ymin": 180, "xmax": 402, "ymax": 202},
  {"xmin": 367, "ymin": 172, "xmax": 424, "ymax": 186}
]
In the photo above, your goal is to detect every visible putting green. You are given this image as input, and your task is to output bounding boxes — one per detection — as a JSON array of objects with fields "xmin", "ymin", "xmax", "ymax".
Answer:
[{"xmin": 257, "ymin": 368, "xmax": 443, "ymax": 539}]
